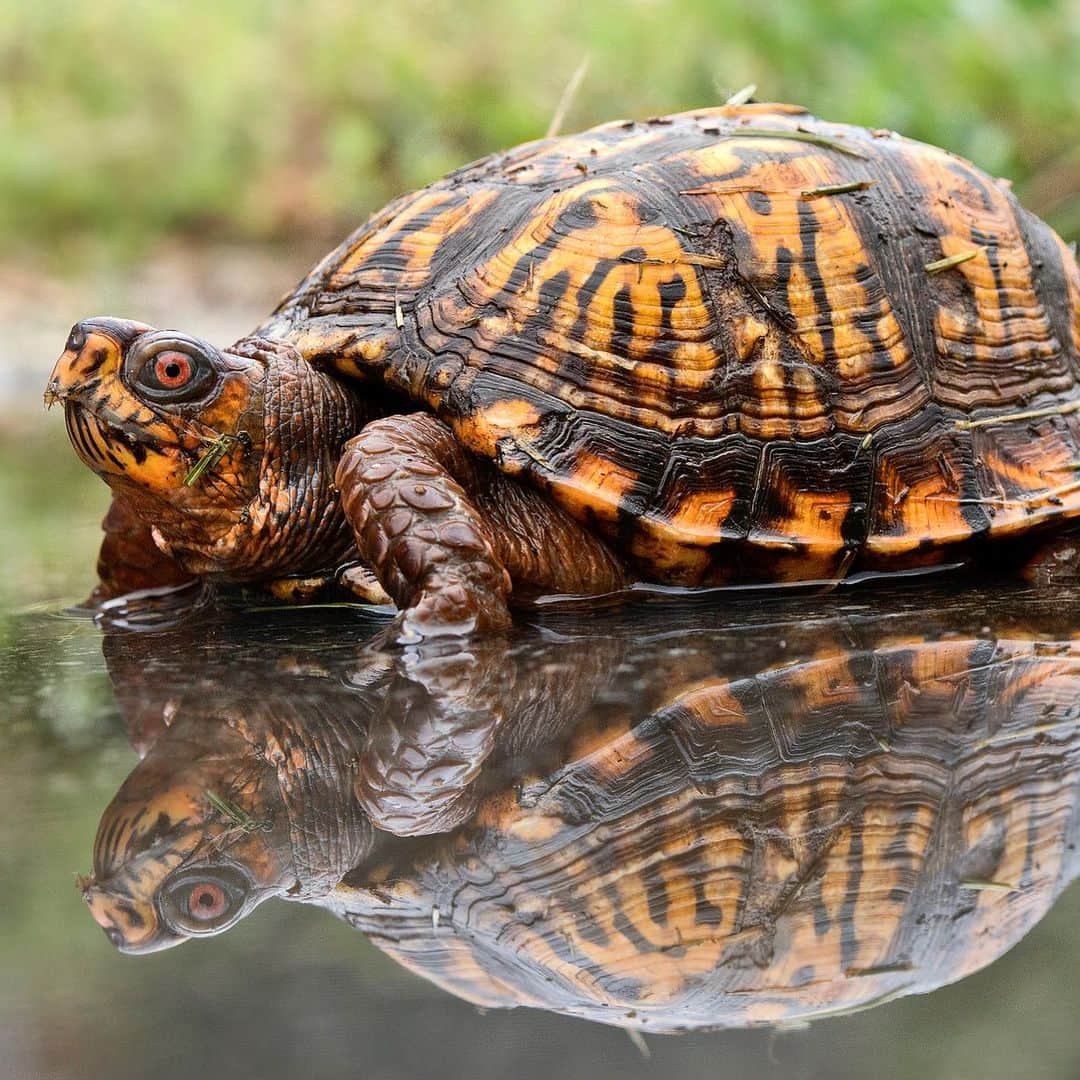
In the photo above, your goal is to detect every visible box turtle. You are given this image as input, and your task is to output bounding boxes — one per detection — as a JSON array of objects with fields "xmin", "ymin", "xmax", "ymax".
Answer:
[
  {"xmin": 47, "ymin": 103, "xmax": 1080, "ymax": 637},
  {"xmin": 80, "ymin": 594, "xmax": 1080, "ymax": 1028}
]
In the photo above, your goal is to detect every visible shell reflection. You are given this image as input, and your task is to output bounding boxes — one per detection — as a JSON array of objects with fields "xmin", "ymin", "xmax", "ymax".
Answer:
[{"xmin": 84, "ymin": 589, "xmax": 1080, "ymax": 1031}]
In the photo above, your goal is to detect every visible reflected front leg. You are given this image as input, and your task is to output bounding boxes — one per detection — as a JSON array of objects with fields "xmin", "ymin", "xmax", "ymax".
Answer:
[
  {"xmin": 356, "ymin": 643, "xmax": 514, "ymax": 835},
  {"xmin": 352, "ymin": 628, "xmax": 628, "ymax": 835},
  {"xmin": 335, "ymin": 413, "xmax": 626, "ymax": 640}
]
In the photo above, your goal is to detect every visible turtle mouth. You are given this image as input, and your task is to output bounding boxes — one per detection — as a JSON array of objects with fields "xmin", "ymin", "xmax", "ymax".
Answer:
[
  {"xmin": 65, "ymin": 401, "xmax": 128, "ymax": 469},
  {"xmin": 64, "ymin": 400, "xmax": 167, "ymax": 472}
]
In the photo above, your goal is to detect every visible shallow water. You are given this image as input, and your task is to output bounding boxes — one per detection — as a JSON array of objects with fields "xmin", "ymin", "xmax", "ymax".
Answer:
[{"xmin": 3, "ymin": 576, "xmax": 1079, "ymax": 1079}]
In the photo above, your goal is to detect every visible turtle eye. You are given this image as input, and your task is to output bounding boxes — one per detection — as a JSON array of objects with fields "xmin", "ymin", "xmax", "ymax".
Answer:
[
  {"xmin": 152, "ymin": 351, "xmax": 195, "ymax": 390},
  {"xmin": 158, "ymin": 866, "xmax": 251, "ymax": 935},
  {"xmin": 127, "ymin": 337, "xmax": 219, "ymax": 404},
  {"xmin": 186, "ymin": 881, "xmax": 228, "ymax": 921}
]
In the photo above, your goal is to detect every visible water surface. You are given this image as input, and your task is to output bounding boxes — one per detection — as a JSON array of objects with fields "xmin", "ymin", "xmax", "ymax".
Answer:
[{"xmin": 3, "ymin": 577, "xmax": 1079, "ymax": 1079}]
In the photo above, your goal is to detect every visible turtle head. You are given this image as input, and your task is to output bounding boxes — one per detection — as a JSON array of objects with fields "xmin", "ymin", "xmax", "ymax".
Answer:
[
  {"xmin": 47, "ymin": 317, "xmax": 362, "ymax": 582},
  {"xmin": 80, "ymin": 717, "xmax": 292, "ymax": 954},
  {"xmin": 81, "ymin": 689, "xmax": 377, "ymax": 955}
]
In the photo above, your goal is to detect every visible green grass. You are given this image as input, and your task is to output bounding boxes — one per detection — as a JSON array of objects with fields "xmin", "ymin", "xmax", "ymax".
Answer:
[{"xmin": 1, "ymin": 0, "xmax": 1077, "ymax": 266}]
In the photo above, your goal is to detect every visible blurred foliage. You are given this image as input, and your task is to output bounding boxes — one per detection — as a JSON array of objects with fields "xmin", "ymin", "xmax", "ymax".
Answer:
[
  {"xmin": 0, "ymin": 0, "xmax": 1077, "ymax": 266},
  {"xmin": 0, "ymin": 430, "xmax": 104, "ymax": 608}
]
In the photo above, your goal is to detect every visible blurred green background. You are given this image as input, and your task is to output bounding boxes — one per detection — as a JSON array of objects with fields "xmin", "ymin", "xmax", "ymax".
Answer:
[{"xmin": 2, "ymin": 0, "xmax": 1078, "ymax": 264}]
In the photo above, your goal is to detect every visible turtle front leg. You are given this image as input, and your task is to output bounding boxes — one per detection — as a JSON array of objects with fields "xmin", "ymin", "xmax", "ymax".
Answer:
[
  {"xmin": 335, "ymin": 413, "xmax": 627, "ymax": 640},
  {"xmin": 86, "ymin": 494, "xmax": 194, "ymax": 606}
]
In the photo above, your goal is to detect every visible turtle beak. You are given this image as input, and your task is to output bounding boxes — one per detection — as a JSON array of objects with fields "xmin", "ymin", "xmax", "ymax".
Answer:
[
  {"xmin": 45, "ymin": 317, "xmax": 152, "ymax": 408},
  {"xmin": 80, "ymin": 879, "xmax": 184, "ymax": 954}
]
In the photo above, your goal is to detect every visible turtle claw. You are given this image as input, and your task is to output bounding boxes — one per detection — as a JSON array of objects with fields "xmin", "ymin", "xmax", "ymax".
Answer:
[{"xmin": 336, "ymin": 562, "xmax": 393, "ymax": 606}]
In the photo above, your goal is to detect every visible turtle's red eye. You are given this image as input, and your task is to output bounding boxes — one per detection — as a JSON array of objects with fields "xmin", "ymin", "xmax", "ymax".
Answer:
[
  {"xmin": 127, "ymin": 334, "xmax": 219, "ymax": 403},
  {"xmin": 153, "ymin": 351, "xmax": 194, "ymax": 389},
  {"xmin": 187, "ymin": 882, "xmax": 227, "ymax": 921}
]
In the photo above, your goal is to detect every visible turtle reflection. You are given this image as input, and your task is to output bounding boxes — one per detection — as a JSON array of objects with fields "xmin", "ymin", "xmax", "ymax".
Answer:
[{"xmin": 83, "ymin": 591, "xmax": 1080, "ymax": 1031}]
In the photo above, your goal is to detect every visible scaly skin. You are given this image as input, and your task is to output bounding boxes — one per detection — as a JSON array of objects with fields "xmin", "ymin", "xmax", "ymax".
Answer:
[
  {"xmin": 336, "ymin": 413, "xmax": 627, "ymax": 639},
  {"xmin": 88, "ymin": 494, "xmax": 194, "ymax": 603}
]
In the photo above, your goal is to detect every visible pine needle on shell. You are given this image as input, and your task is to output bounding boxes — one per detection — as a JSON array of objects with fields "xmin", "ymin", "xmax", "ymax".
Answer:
[
  {"xmin": 954, "ymin": 400, "xmax": 1080, "ymax": 431},
  {"xmin": 925, "ymin": 250, "xmax": 979, "ymax": 274},
  {"xmin": 960, "ymin": 880, "xmax": 1022, "ymax": 893},
  {"xmin": 801, "ymin": 180, "xmax": 877, "ymax": 199},
  {"xmin": 723, "ymin": 83, "xmax": 757, "ymax": 107},
  {"xmin": 728, "ymin": 127, "xmax": 868, "ymax": 158}
]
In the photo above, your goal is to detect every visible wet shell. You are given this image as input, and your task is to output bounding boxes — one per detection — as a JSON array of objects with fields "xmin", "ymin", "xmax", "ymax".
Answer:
[{"xmin": 271, "ymin": 103, "xmax": 1080, "ymax": 584}]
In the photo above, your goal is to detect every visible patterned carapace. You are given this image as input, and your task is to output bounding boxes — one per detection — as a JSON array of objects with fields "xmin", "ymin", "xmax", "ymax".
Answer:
[{"xmin": 267, "ymin": 102, "xmax": 1080, "ymax": 584}]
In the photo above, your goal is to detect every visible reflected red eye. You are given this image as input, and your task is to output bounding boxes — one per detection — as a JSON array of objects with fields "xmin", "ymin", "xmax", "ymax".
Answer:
[
  {"xmin": 187, "ymin": 882, "xmax": 227, "ymax": 921},
  {"xmin": 159, "ymin": 866, "xmax": 249, "ymax": 934},
  {"xmin": 153, "ymin": 351, "xmax": 194, "ymax": 389}
]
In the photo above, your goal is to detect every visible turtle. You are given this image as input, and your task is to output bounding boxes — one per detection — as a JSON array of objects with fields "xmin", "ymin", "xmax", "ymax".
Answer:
[
  {"xmin": 81, "ymin": 590, "xmax": 1080, "ymax": 1029},
  {"xmin": 46, "ymin": 102, "xmax": 1080, "ymax": 638}
]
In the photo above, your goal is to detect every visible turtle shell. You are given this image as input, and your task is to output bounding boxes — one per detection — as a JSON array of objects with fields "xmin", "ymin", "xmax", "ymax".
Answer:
[{"xmin": 266, "ymin": 103, "xmax": 1080, "ymax": 585}]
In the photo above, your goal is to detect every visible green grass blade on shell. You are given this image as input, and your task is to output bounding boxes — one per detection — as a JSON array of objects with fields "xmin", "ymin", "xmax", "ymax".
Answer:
[
  {"xmin": 801, "ymin": 180, "xmax": 877, "ymax": 199},
  {"xmin": 960, "ymin": 880, "xmax": 1022, "ymax": 893},
  {"xmin": 925, "ymin": 250, "xmax": 979, "ymax": 274},
  {"xmin": 727, "ymin": 126, "xmax": 868, "ymax": 158}
]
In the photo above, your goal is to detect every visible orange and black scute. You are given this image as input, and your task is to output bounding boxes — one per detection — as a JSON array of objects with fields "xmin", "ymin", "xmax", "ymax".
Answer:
[{"xmin": 269, "ymin": 102, "xmax": 1080, "ymax": 585}]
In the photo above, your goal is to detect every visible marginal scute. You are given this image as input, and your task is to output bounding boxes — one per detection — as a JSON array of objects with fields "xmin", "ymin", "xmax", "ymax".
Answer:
[{"xmin": 1054, "ymin": 233, "xmax": 1080, "ymax": 359}]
